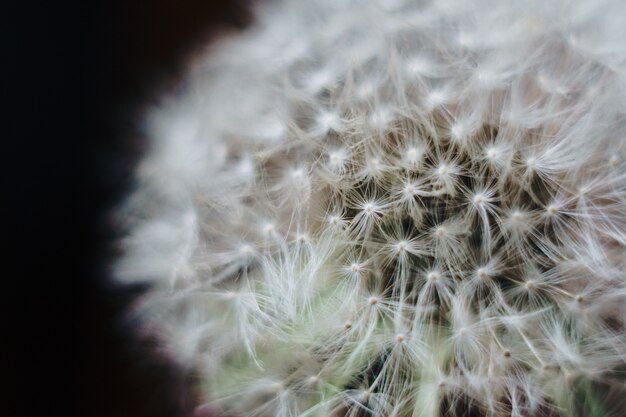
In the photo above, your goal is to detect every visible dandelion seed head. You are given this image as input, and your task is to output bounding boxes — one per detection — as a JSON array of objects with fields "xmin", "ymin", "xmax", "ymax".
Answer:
[{"xmin": 116, "ymin": 1, "xmax": 626, "ymax": 416}]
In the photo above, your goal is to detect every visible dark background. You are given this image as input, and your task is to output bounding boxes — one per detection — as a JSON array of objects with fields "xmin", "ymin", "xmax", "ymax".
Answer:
[{"xmin": 5, "ymin": 1, "xmax": 251, "ymax": 416}]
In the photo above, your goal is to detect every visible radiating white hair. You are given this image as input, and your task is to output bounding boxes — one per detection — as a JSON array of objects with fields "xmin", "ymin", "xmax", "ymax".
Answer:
[{"xmin": 116, "ymin": 1, "xmax": 626, "ymax": 416}]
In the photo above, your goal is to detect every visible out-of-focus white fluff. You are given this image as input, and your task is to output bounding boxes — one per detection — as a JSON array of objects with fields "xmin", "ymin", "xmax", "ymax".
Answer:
[{"xmin": 116, "ymin": 0, "xmax": 626, "ymax": 416}]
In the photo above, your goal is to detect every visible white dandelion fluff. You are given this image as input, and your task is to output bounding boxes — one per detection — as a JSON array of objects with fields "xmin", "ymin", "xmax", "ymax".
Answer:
[{"xmin": 115, "ymin": 0, "xmax": 626, "ymax": 416}]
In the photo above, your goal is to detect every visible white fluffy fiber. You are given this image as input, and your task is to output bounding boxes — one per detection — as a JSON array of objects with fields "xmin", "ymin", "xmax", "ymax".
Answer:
[{"xmin": 116, "ymin": 1, "xmax": 626, "ymax": 416}]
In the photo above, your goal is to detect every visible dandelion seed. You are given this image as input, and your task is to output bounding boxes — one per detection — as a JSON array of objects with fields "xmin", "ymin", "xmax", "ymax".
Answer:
[
  {"xmin": 327, "ymin": 148, "xmax": 349, "ymax": 174},
  {"xmin": 427, "ymin": 272, "xmax": 439, "ymax": 282}
]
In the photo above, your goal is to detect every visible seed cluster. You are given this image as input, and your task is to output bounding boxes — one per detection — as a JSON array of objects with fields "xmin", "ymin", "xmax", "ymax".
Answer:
[{"xmin": 116, "ymin": 1, "xmax": 626, "ymax": 416}]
